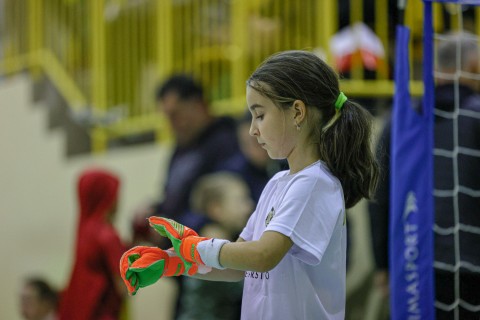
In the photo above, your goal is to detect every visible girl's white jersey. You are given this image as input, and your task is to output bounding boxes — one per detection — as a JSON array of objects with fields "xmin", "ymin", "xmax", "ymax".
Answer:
[{"xmin": 239, "ymin": 161, "xmax": 346, "ymax": 320}]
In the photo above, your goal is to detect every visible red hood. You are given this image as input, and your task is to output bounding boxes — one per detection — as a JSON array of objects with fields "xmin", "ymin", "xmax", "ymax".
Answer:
[{"xmin": 77, "ymin": 168, "xmax": 120, "ymax": 223}]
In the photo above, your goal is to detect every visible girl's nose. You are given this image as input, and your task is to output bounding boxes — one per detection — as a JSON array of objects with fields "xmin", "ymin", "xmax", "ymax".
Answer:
[{"xmin": 249, "ymin": 123, "xmax": 258, "ymax": 136}]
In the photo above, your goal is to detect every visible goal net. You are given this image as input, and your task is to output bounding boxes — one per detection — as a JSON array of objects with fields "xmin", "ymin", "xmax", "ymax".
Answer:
[
  {"xmin": 431, "ymin": 3, "xmax": 480, "ymax": 319},
  {"xmin": 390, "ymin": 1, "xmax": 480, "ymax": 319}
]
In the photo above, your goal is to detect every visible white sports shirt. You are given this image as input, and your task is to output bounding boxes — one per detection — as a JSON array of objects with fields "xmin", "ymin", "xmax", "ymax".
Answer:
[{"xmin": 239, "ymin": 161, "xmax": 346, "ymax": 320}]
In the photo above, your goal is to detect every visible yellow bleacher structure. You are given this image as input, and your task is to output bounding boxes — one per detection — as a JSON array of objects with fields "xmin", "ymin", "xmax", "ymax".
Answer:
[{"xmin": 1, "ymin": 0, "xmax": 471, "ymax": 152}]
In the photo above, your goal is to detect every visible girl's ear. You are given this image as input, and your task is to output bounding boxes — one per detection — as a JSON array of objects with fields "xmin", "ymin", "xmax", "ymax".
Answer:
[{"xmin": 292, "ymin": 100, "xmax": 306, "ymax": 124}]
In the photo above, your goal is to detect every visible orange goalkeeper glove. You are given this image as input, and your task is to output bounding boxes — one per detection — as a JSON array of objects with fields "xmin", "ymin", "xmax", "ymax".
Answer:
[
  {"xmin": 119, "ymin": 246, "xmax": 209, "ymax": 295},
  {"xmin": 148, "ymin": 217, "xmax": 230, "ymax": 269}
]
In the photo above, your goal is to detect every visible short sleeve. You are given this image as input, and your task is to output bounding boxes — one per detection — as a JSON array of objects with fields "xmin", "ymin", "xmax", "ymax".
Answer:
[{"xmin": 265, "ymin": 174, "xmax": 344, "ymax": 265}]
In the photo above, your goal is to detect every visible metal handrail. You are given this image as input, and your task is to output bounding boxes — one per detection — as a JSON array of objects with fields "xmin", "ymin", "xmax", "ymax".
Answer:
[{"xmin": 1, "ymin": 0, "xmax": 461, "ymax": 153}]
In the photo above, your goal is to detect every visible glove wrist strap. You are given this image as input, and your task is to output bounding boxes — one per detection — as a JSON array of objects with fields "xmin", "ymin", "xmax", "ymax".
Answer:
[{"xmin": 197, "ymin": 239, "xmax": 230, "ymax": 270}]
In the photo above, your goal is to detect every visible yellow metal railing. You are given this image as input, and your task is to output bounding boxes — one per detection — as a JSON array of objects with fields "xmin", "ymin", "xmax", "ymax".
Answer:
[{"xmin": 1, "ymin": 0, "xmax": 477, "ymax": 153}]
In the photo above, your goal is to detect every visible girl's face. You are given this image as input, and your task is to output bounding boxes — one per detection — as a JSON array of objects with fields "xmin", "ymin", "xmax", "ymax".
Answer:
[{"xmin": 246, "ymin": 86, "xmax": 297, "ymax": 160}]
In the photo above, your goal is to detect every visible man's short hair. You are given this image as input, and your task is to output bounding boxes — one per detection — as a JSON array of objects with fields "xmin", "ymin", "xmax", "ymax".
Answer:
[
  {"xmin": 156, "ymin": 74, "xmax": 204, "ymax": 102},
  {"xmin": 437, "ymin": 32, "xmax": 479, "ymax": 71}
]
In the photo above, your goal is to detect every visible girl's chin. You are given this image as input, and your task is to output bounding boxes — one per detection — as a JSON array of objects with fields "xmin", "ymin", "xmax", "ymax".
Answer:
[{"xmin": 266, "ymin": 151, "xmax": 284, "ymax": 160}]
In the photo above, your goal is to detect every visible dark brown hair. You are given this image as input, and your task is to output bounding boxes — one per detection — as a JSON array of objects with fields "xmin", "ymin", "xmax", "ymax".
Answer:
[
  {"xmin": 24, "ymin": 277, "xmax": 58, "ymax": 309},
  {"xmin": 247, "ymin": 50, "xmax": 379, "ymax": 208}
]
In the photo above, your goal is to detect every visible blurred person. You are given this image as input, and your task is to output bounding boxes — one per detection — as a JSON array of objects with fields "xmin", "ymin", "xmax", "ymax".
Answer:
[
  {"xmin": 221, "ymin": 111, "xmax": 285, "ymax": 203},
  {"xmin": 59, "ymin": 167, "xmax": 127, "ymax": 320},
  {"xmin": 130, "ymin": 74, "xmax": 242, "ymax": 319},
  {"xmin": 176, "ymin": 172, "xmax": 254, "ymax": 320},
  {"xmin": 131, "ymin": 74, "xmax": 241, "ymax": 245},
  {"xmin": 20, "ymin": 277, "xmax": 58, "ymax": 320},
  {"xmin": 368, "ymin": 32, "xmax": 480, "ymax": 319}
]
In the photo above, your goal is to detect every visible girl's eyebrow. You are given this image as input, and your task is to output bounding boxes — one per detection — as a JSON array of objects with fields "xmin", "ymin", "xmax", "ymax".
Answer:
[{"xmin": 249, "ymin": 104, "xmax": 264, "ymax": 112}]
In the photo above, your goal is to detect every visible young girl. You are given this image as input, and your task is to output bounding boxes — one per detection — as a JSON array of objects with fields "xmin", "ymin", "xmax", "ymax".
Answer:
[{"xmin": 121, "ymin": 50, "xmax": 379, "ymax": 319}]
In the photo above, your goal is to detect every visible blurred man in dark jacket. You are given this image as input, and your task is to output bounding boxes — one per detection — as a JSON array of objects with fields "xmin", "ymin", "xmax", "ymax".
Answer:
[{"xmin": 132, "ymin": 74, "xmax": 241, "ymax": 245}]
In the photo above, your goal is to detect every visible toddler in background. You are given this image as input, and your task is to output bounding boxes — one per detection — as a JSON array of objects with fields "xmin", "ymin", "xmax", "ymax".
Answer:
[
  {"xmin": 176, "ymin": 172, "xmax": 253, "ymax": 320},
  {"xmin": 19, "ymin": 277, "xmax": 58, "ymax": 320}
]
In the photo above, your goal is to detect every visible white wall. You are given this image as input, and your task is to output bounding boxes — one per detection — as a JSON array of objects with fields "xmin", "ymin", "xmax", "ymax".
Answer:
[{"xmin": 0, "ymin": 75, "xmax": 177, "ymax": 320}]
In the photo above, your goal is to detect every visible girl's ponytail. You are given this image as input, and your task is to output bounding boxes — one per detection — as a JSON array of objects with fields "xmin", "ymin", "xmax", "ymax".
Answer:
[{"xmin": 319, "ymin": 99, "xmax": 379, "ymax": 208}]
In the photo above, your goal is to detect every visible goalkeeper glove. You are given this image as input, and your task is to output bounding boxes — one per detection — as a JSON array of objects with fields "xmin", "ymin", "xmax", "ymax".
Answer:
[
  {"xmin": 119, "ymin": 246, "xmax": 209, "ymax": 295},
  {"xmin": 148, "ymin": 217, "xmax": 230, "ymax": 270}
]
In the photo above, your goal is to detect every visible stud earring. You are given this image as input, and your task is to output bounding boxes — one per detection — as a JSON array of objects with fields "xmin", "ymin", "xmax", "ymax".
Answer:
[{"xmin": 295, "ymin": 123, "xmax": 301, "ymax": 131}]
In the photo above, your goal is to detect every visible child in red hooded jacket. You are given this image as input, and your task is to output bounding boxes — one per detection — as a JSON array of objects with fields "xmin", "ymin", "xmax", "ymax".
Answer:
[{"xmin": 59, "ymin": 167, "xmax": 127, "ymax": 320}]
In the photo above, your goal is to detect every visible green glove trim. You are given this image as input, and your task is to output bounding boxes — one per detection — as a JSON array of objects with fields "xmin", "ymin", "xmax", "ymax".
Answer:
[
  {"xmin": 173, "ymin": 263, "xmax": 183, "ymax": 276},
  {"xmin": 149, "ymin": 221, "xmax": 195, "ymax": 273}
]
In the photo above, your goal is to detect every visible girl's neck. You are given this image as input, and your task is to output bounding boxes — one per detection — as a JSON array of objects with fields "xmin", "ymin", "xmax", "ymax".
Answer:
[{"xmin": 287, "ymin": 145, "xmax": 320, "ymax": 174}]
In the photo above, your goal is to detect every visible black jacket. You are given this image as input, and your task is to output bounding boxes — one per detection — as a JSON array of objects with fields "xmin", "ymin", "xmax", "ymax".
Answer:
[{"xmin": 158, "ymin": 116, "xmax": 241, "ymax": 227}]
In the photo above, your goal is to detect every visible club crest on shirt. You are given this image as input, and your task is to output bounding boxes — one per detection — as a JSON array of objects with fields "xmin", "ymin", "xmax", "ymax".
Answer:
[{"xmin": 265, "ymin": 207, "xmax": 275, "ymax": 227}]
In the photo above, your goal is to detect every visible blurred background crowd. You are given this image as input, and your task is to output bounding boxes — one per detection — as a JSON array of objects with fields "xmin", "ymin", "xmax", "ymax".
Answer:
[{"xmin": 1, "ymin": 0, "xmax": 479, "ymax": 319}]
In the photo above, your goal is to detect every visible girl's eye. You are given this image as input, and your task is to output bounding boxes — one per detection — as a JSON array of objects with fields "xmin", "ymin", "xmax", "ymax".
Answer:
[{"xmin": 256, "ymin": 115, "xmax": 264, "ymax": 120}]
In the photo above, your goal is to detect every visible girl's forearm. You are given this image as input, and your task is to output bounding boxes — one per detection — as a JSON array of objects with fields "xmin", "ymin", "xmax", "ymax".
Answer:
[{"xmin": 219, "ymin": 231, "xmax": 293, "ymax": 272}]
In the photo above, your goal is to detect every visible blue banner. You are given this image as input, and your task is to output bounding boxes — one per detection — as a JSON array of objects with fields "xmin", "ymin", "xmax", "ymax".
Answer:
[{"xmin": 389, "ymin": 5, "xmax": 435, "ymax": 319}]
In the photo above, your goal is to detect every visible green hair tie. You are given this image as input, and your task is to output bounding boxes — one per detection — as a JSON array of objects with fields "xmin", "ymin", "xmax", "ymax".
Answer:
[{"xmin": 334, "ymin": 92, "xmax": 348, "ymax": 110}]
